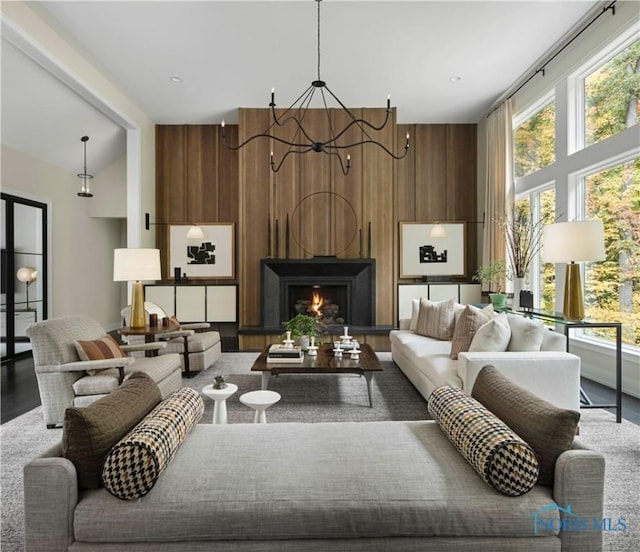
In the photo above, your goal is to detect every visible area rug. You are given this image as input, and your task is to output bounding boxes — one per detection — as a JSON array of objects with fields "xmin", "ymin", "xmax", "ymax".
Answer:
[{"xmin": 2, "ymin": 352, "xmax": 638, "ymax": 551}]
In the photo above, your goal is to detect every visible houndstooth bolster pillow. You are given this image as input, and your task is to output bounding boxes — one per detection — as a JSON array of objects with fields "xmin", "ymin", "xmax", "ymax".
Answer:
[
  {"xmin": 102, "ymin": 387, "xmax": 204, "ymax": 500},
  {"xmin": 428, "ymin": 385, "xmax": 539, "ymax": 496}
]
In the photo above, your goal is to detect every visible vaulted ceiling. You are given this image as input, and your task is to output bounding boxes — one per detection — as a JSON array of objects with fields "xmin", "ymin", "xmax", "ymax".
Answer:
[{"xmin": 2, "ymin": 1, "xmax": 602, "ymax": 174}]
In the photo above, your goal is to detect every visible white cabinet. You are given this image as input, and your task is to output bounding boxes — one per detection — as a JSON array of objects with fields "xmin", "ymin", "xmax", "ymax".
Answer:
[
  {"xmin": 398, "ymin": 283, "xmax": 482, "ymax": 320},
  {"xmin": 144, "ymin": 285, "xmax": 237, "ymax": 323}
]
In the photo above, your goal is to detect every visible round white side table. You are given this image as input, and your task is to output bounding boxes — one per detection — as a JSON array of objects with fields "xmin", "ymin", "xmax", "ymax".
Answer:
[
  {"xmin": 202, "ymin": 383, "xmax": 238, "ymax": 424},
  {"xmin": 239, "ymin": 390, "xmax": 281, "ymax": 424}
]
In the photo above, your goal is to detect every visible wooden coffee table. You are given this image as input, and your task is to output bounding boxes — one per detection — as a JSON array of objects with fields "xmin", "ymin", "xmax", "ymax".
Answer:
[{"xmin": 251, "ymin": 343, "xmax": 383, "ymax": 407}]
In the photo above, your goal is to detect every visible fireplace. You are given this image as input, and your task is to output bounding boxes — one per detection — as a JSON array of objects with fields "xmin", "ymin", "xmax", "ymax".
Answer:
[{"xmin": 261, "ymin": 259, "xmax": 375, "ymax": 328}]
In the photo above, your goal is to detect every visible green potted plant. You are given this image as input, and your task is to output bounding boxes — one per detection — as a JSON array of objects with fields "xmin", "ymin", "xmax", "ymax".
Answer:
[
  {"xmin": 473, "ymin": 260, "xmax": 512, "ymax": 308},
  {"xmin": 283, "ymin": 313, "xmax": 321, "ymax": 350}
]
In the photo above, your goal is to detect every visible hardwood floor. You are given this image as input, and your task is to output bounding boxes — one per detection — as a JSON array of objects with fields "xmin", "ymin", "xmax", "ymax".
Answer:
[{"xmin": 2, "ymin": 353, "xmax": 639, "ymax": 425}]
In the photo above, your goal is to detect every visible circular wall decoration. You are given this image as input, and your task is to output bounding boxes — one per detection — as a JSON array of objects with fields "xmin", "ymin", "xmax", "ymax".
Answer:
[{"xmin": 290, "ymin": 191, "xmax": 358, "ymax": 257}]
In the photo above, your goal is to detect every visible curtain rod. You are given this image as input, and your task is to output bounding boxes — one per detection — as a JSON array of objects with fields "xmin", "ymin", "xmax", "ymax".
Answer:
[{"xmin": 487, "ymin": 0, "xmax": 617, "ymax": 118}]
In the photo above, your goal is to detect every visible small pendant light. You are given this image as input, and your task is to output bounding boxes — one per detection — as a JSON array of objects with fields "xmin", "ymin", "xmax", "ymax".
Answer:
[{"xmin": 77, "ymin": 135, "xmax": 94, "ymax": 197}]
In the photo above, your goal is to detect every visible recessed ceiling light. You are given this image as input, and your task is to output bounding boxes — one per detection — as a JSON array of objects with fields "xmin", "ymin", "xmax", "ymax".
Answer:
[
  {"xmin": 169, "ymin": 76, "xmax": 183, "ymax": 83},
  {"xmin": 449, "ymin": 76, "xmax": 462, "ymax": 83}
]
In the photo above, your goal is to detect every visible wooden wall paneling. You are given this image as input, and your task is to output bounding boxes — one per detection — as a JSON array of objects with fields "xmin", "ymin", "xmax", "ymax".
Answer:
[
  {"xmin": 362, "ymin": 108, "xmax": 395, "ymax": 325},
  {"xmin": 394, "ymin": 123, "xmax": 416, "ymax": 302},
  {"xmin": 298, "ymin": 109, "xmax": 331, "ymax": 258},
  {"xmin": 446, "ymin": 124, "xmax": 477, "ymax": 278},
  {"xmin": 331, "ymin": 108, "xmax": 363, "ymax": 259},
  {"xmin": 156, "ymin": 125, "xmax": 187, "ymax": 276},
  {"xmin": 186, "ymin": 125, "xmax": 219, "ymax": 225},
  {"xmin": 217, "ymin": 125, "xmax": 239, "ymax": 228},
  {"xmin": 271, "ymin": 109, "xmax": 299, "ymax": 259},
  {"xmin": 239, "ymin": 109, "xmax": 271, "ymax": 326},
  {"xmin": 414, "ymin": 125, "xmax": 447, "ymax": 221}
]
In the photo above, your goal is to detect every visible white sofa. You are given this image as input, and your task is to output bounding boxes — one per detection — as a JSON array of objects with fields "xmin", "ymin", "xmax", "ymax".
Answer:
[{"xmin": 390, "ymin": 309, "xmax": 581, "ymax": 411}]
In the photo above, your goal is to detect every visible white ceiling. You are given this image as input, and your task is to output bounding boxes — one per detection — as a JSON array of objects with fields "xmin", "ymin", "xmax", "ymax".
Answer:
[{"xmin": 2, "ymin": 0, "xmax": 603, "ymax": 174}]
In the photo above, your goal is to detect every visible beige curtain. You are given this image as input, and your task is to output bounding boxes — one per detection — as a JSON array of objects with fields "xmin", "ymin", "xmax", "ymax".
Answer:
[{"xmin": 482, "ymin": 99, "xmax": 514, "ymax": 290}]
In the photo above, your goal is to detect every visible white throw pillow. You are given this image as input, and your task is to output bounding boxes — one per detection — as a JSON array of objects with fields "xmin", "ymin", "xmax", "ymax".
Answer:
[
  {"xmin": 468, "ymin": 312, "xmax": 511, "ymax": 352},
  {"xmin": 409, "ymin": 299, "xmax": 421, "ymax": 331},
  {"xmin": 450, "ymin": 304, "xmax": 495, "ymax": 359},
  {"xmin": 507, "ymin": 313, "xmax": 545, "ymax": 352}
]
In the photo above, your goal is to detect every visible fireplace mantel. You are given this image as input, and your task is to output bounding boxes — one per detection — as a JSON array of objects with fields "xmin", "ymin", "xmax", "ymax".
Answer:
[{"xmin": 260, "ymin": 258, "xmax": 375, "ymax": 328}]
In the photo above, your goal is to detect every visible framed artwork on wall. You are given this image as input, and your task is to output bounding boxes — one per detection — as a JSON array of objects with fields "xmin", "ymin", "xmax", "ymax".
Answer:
[
  {"xmin": 169, "ymin": 223, "xmax": 235, "ymax": 279},
  {"xmin": 399, "ymin": 222, "xmax": 466, "ymax": 278}
]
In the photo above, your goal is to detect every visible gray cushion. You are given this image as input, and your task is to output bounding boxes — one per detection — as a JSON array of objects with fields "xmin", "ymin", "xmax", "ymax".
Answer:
[
  {"xmin": 62, "ymin": 372, "xmax": 162, "ymax": 489},
  {"xmin": 471, "ymin": 365, "xmax": 580, "ymax": 486},
  {"xmin": 73, "ymin": 422, "xmax": 561, "ymax": 543}
]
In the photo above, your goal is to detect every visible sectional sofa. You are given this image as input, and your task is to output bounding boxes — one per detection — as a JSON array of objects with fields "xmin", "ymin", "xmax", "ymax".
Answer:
[
  {"xmin": 24, "ymin": 368, "xmax": 604, "ymax": 551},
  {"xmin": 390, "ymin": 300, "xmax": 581, "ymax": 410}
]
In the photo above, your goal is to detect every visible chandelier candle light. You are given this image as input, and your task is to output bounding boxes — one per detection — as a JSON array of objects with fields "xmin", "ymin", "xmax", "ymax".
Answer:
[
  {"xmin": 113, "ymin": 249, "xmax": 161, "ymax": 329},
  {"xmin": 221, "ymin": 0, "xmax": 409, "ymax": 174}
]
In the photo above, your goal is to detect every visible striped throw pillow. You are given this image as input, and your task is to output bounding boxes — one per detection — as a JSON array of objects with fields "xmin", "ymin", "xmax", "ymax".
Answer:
[
  {"xmin": 415, "ymin": 297, "xmax": 456, "ymax": 340},
  {"xmin": 75, "ymin": 334, "xmax": 126, "ymax": 361}
]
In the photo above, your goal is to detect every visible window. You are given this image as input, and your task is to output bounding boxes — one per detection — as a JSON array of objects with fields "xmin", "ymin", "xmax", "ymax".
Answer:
[
  {"xmin": 582, "ymin": 157, "xmax": 640, "ymax": 347},
  {"xmin": 514, "ymin": 101, "xmax": 555, "ymax": 178},
  {"xmin": 515, "ymin": 186, "xmax": 556, "ymax": 312},
  {"xmin": 584, "ymin": 39, "xmax": 640, "ymax": 148}
]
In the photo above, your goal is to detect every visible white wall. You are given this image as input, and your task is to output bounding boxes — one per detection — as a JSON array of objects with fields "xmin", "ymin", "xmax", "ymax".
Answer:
[
  {"xmin": 2, "ymin": 145, "xmax": 125, "ymax": 329},
  {"xmin": 2, "ymin": 1, "xmax": 157, "ymax": 249},
  {"xmin": 88, "ymin": 154, "xmax": 127, "ymax": 219}
]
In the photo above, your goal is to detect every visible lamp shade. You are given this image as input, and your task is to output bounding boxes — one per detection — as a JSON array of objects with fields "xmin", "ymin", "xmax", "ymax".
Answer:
[
  {"xmin": 16, "ymin": 266, "xmax": 38, "ymax": 283},
  {"xmin": 186, "ymin": 225, "xmax": 205, "ymax": 240},
  {"xmin": 428, "ymin": 224, "xmax": 447, "ymax": 238},
  {"xmin": 113, "ymin": 248, "xmax": 161, "ymax": 281},
  {"xmin": 543, "ymin": 221, "xmax": 605, "ymax": 263}
]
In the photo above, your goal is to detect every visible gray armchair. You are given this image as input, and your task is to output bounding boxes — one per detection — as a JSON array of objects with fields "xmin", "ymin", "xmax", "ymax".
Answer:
[
  {"xmin": 26, "ymin": 315, "xmax": 182, "ymax": 428},
  {"xmin": 121, "ymin": 302, "xmax": 222, "ymax": 377}
]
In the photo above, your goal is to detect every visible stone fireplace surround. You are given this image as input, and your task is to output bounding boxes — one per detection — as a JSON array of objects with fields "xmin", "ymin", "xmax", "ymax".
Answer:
[{"xmin": 260, "ymin": 258, "xmax": 375, "ymax": 329}]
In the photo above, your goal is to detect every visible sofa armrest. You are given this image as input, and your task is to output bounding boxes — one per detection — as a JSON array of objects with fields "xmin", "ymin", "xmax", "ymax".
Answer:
[
  {"xmin": 180, "ymin": 322, "xmax": 210, "ymax": 331},
  {"xmin": 24, "ymin": 445, "xmax": 78, "ymax": 552},
  {"xmin": 120, "ymin": 342, "xmax": 167, "ymax": 354},
  {"xmin": 37, "ymin": 357, "xmax": 134, "ymax": 374},
  {"xmin": 553, "ymin": 442, "xmax": 605, "ymax": 552},
  {"xmin": 457, "ymin": 351, "xmax": 581, "ymax": 411},
  {"xmin": 158, "ymin": 329, "xmax": 195, "ymax": 340}
]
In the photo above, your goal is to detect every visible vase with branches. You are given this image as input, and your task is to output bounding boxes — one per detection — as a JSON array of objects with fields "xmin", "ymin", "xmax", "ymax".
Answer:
[{"xmin": 497, "ymin": 206, "xmax": 553, "ymax": 279}]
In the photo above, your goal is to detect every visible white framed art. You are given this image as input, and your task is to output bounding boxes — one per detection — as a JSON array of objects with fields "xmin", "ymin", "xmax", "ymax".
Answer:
[
  {"xmin": 169, "ymin": 223, "xmax": 235, "ymax": 279},
  {"xmin": 399, "ymin": 222, "xmax": 466, "ymax": 278}
]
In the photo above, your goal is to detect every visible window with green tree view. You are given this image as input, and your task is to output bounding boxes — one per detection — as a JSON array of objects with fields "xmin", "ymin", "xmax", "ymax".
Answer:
[{"xmin": 514, "ymin": 27, "xmax": 639, "ymax": 348}]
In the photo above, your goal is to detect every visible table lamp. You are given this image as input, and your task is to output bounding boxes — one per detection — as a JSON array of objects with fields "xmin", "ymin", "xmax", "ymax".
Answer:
[
  {"xmin": 113, "ymin": 248, "xmax": 161, "ymax": 329},
  {"xmin": 543, "ymin": 220, "xmax": 605, "ymax": 321},
  {"xmin": 16, "ymin": 266, "xmax": 38, "ymax": 310}
]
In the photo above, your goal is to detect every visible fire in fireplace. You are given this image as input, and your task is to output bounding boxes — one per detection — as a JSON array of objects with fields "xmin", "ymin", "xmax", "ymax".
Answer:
[
  {"xmin": 290, "ymin": 285, "xmax": 347, "ymax": 325},
  {"xmin": 261, "ymin": 259, "xmax": 375, "ymax": 328}
]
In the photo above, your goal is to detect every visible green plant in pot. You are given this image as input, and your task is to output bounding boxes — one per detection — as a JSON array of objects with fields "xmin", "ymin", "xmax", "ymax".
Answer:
[
  {"xmin": 474, "ymin": 260, "xmax": 512, "ymax": 308},
  {"xmin": 283, "ymin": 313, "xmax": 321, "ymax": 350}
]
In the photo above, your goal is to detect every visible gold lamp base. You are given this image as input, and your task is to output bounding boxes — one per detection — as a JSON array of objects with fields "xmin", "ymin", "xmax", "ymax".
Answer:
[
  {"xmin": 130, "ymin": 281, "xmax": 146, "ymax": 329},
  {"xmin": 563, "ymin": 262, "xmax": 584, "ymax": 321}
]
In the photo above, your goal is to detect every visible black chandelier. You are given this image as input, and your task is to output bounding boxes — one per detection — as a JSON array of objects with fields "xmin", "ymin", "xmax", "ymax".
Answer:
[
  {"xmin": 222, "ymin": 0, "xmax": 409, "ymax": 175},
  {"xmin": 77, "ymin": 136, "xmax": 94, "ymax": 197}
]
